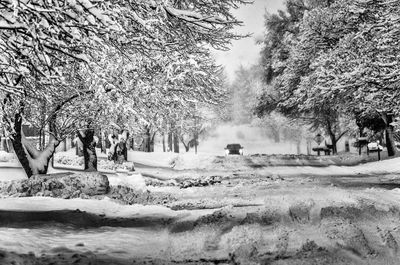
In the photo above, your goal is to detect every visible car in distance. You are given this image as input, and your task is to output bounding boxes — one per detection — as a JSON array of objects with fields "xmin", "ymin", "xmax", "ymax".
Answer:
[
  {"xmin": 225, "ymin": 144, "xmax": 244, "ymax": 155},
  {"xmin": 367, "ymin": 142, "xmax": 383, "ymax": 152}
]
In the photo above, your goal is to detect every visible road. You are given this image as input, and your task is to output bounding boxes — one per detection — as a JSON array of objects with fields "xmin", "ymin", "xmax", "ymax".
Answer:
[{"xmin": 1, "ymin": 157, "xmax": 400, "ymax": 264}]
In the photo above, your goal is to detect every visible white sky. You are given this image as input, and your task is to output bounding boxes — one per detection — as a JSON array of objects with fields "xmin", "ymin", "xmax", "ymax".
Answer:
[{"xmin": 213, "ymin": 0, "xmax": 285, "ymax": 82}]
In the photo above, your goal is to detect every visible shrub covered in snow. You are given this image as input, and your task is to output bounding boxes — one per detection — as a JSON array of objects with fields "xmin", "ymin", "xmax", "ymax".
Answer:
[
  {"xmin": 98, "ymin": 160, "xmax": 135, "ymax": 172},
  {"xmin": 54, "ymin": 152, "xmax": 84, "ymax": 167},
  {"xmin": 0, "ymin": 151, "xmax": 17, "ymax": 163},
  {"xmin": 54, "ymin": 151, "xmax": 134, "ymax": 171}
]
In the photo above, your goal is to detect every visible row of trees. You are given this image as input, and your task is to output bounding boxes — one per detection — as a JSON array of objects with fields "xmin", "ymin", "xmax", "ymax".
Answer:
[
  {"xmin": 256, "ymin": 0, "xmax": 400, "ymax": 155},
  {"xmin": 225, "ymin": 64, "xmax": 310, "ymax": 150},
  {"xmin": 0, "ymin": 0, "xmax": 250, "ymax": 177}
]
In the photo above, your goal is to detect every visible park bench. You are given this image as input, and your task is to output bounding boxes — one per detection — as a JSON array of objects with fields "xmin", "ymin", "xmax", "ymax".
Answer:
[{"xmin": 312, "ymin": 145, "xmax": 332, "ymax": 156}]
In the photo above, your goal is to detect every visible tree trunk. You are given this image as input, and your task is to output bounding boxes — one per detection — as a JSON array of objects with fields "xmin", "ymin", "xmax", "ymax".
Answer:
[
  {"xmin": 130, "ymin": 137, "xmax": 135, "ymax": 151},
  {"xmin": 71, "ymin": 134, "xmax": 75, "ymax": 148},
  {"xmin": 386, "ymin": 125, "xmax": 396, "ymax": 157},
  {"xmin": 358, "ymin": 126, "xmax": 364, "ymax": 155},
  {"xmin": 162, "ymin": 133, "xmax": 166, "ymax": 152},
  {"xmin": 41, "ymin": 129, "xmax": 46, "ymax": 151},
  {"xmin": 180, "ymin": 137, "xmax": 190, "ymax": 152},
  {"xmin": 101, "ymin": 130, "xmax": 107, "ymax": 153},
  {"xmin": 11, "ymin": 113, "xmax": 60, "ymax": 178},
  {"xmin": 329, "ymin": 133, "xmax": 337, "ymax": 155},
  {"xmin": 168, "ymin": 132, "xmax": 173, "ymax": 152},
  {"xmin": 77, "ymin": 129, "xmax": 97, "ymax": 171},
  {"xmin": 326, "ymin": 120, "xmax": 338, "ymax": 155},
  {"xmin": 173, "ymin": 132, "xmax": 179, "ymax": 153},
  {"xmin": 145, "ymin": 127, "xmax": 151, "ymax": 152},
  {"xmin": 149, "ymin": 132, "xmax": 156, "ymax": 152},
  {"xmin": 382, "ymin": 113, "xmax": 396, "ymax": 157}
]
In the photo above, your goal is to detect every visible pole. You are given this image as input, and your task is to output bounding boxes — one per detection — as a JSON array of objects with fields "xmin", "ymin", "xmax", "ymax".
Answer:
[{"xmin": 377, "ymin": 141, "xmax": 381, "ymax": 161}]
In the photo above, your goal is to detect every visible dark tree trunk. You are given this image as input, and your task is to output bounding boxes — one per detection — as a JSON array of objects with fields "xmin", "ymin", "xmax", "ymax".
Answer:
[
  {"xmin": 41, "ymin": 129, "xmax": 46, "ymax": 151},
  {"xmin": 77, "ymin": 129, "xmax": 97, "ymax": 171},
  {"xmin": 130, "ymin": 137, "xmax": 135, "ymax": 150},
  {"xmin": 180, "ymin": 137, "xmax": 190, "ymax": 152},
  {"xmin": 11, "ymin": 113, "xmax": 60, "ymax": 178},
  {"xmin": 71, "ymin": 134, "xmax": 75, "ymax": 148},
  {"xmin": 168, "ymin": 132, "xmax": 173, "ymax": 152},
  {"xmin": 358, "ymin": 126, "xmax": 364, "ymax": 155},
  {"xmin": 325, "ymin": 119, "xmax": 345, "ymax": 155},
  {"xmin": 386, "ymin": 125, "xmax": 396, "ymax": 157},
  {"xmin": 382, "ymin": 113, "xmax": 396, "ymax": 157},
  {"xmin": 149, "ymin": 132, "xmax": 156, "ymax": 152},
  {"xmin": 124, "ymin": 131, "xmax": 130, "ymax": 159},
  {"xmin": 329, "ymin": 133, "xmax": 337, "ymax": 155},
  {"xmin": 144, "ymin": 127, "xmax": 151, "ymax": 152},
  {"xmin": 325, "ymin": 121, "xmax": 337, "ymax": 155},
  {"xmin": 173, "ymin": 133, "xmax": 179, "ymax": 153},
  {"xmin": 162, "ymin": 132, "xmax": 166, "ymax": 152}
]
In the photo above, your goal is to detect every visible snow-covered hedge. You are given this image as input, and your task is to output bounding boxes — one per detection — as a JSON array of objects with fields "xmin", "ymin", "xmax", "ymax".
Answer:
[
  {"xmin": 54, "ymin": 151, "xmax": 134, "ymax": 171},
  {"xmin": 0, "ymin": 151, "xmax": 17, "ymax": 163},
  {"xmin": 54, "ymin": 152, "xmax": 84, "ymax": 167},
  {"xmin": 98, "ymin": 160, "xmax": 135, "ymax": 171}
]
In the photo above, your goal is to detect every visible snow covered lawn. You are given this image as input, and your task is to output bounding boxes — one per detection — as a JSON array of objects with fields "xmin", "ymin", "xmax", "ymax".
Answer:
[{"xmin": 1, "ymin": 151, "xmax": 400, "ymax": 264}]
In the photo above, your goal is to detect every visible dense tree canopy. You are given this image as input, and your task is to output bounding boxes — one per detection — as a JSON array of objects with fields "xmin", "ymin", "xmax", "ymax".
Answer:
[
  {"xmin": 257, "ymin": 0, "xmax": 400, "ymax": 155},
  {"xmin": 0, "ymin": 0, "xmax": 250, "ymax": 177}
]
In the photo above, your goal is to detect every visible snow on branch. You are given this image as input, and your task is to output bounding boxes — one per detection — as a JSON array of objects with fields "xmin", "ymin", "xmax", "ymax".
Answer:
[{"xmin": 164, "ymin": 5, "xmax": 241, "ymax": 26}]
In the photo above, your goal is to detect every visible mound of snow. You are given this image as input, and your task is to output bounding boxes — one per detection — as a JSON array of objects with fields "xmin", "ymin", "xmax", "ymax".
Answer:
[
  {"xmin": 171, "ymin": 153, "xmax": 217, "ymax": 170},
  {"xmin": 127, "ymin": 151, "xmax": 178, "ymax": 167},
  {"xmin": 107, "ymin": 172, "xmax": 147, "ymax": 191},
  {"xmin": 0, "ymin": 151, "xmax": 17, "ymax": 163}
]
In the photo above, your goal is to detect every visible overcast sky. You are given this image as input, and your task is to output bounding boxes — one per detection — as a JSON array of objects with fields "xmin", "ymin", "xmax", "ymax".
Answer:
[{"xmin": 213, "ymin": 0, "xmax": 285, "ymax": 82}]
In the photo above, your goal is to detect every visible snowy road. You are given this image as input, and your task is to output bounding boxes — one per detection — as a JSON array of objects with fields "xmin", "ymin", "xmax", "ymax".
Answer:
[{"xmin": 1, "ymin": 157, "xmax": 400, "ymax": 264}]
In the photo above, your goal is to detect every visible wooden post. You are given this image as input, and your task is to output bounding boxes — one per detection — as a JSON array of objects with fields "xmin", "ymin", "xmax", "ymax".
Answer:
[{"xmin": 378, "ymin": 147, "xmax": 381, "ymax": 161}]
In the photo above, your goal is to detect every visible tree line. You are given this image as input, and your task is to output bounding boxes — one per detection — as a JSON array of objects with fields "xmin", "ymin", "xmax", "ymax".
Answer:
[
  {"xmin": 255, "ymin": 0, "xmax": 400, "ymax": 155},
  {"xmin": 0, "ymin": 0, "xmax": 251, "ymax": 178}
]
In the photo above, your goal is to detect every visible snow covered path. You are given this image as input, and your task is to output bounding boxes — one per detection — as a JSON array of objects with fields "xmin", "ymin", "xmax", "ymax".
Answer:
[{"xmin": 1, "ymin": 155, "xmax": 400, "ymax": 264}]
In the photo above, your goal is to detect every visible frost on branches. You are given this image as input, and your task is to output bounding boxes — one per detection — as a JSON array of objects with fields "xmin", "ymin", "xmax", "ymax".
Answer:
[
  {"xmin": 0, "ymin": 0, "xmax": 249, "ymax": 177},
  {"xmin": 257, "ymin": 0, "xmax": 400, "ymax": 156}
]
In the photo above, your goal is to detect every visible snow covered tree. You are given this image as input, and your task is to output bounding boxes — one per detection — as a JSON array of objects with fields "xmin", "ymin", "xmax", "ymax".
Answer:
[
  {"xmin": 300, "ymin": 0, "xmax": 400, "ymax": 155},
  {"xmin": 256, "ymin": 0, "xmax": 353, "ymax": 154},
  {"xmin": 1, "ymin": 0, "xmax": 249, "ymax": 177},
  {"xmin": 228, "ymin": 64, "xmax": 264, "ymax": 124}
]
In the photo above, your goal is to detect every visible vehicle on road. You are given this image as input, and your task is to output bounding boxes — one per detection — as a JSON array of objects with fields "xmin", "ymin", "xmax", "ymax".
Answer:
[
  {"xmin": 225, "ymin": 144, "xmax": 244, "ymax": 155},
  {"xmin": 367, "ymin": 142, "xmax": 383, "ymax": 152}
]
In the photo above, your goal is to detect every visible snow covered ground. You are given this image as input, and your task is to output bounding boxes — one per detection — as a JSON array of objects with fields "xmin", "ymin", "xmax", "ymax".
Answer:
[{"xmin": 2, "ymin": 149, "xmax": 400, "ymax": 264}]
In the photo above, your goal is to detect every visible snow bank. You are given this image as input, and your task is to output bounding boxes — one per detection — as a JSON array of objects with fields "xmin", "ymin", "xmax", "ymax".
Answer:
[
  {"xmin": 127, "ymin": 149, "xmax": 400, "ymax": 174},
  {"xmin": 0, "ymin": 197, "xmax": 179, "ymax": 219},
  {"xmin": 127, "ymin": 151, "xmax": 177, "ymax": 167},
  {"xmin": 107, "ymin": 172, "xmax": 147, "ymax": 191},
  {"xmin": 127, "ymin": 151, "xmax": 222, "ymax": 169}
]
